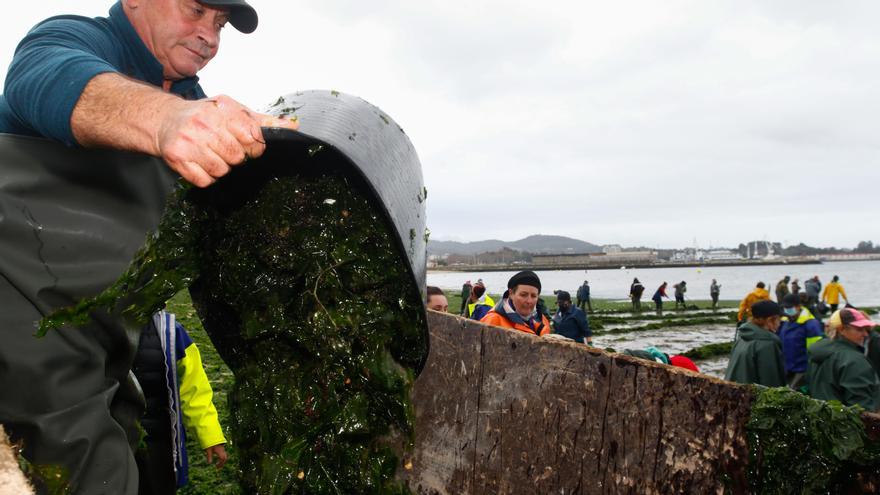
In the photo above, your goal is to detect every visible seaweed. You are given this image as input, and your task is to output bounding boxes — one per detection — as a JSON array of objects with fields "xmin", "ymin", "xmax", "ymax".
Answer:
[
  {"xmin": 40, "ymin": 166, "xmax": 426, "ymax": 493},
  {"xmin": 592, "ymin": 316, "xmax": 734, "ymax": 336},
  {"xmin": 681, "ymin": 341, "xmax": 733, "ymax": 360},
  {"xmin": 189, "ymin": 172, "xmax": 423, "ymax": 494},
  {"xmin": 16, "ymin": 452, "xmax": 71, "ymax": 495},
  {"xmin": 37, "ymin": 181, "xmax": 202, "ymax": 336},
  {"xmin": 747, "ymin": 387, "xmax": 880, "ymax": 493}
]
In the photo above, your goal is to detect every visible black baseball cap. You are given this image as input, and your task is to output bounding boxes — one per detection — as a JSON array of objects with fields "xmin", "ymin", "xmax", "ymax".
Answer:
[
  {"xmin": 201, "ymin": 0, "xmax": 258, "ymax": 33},
  {"xmin": 556, "ymin": 290, "xmax": 571, "ymax": 302},
  {"xmin": 752, "ymin": 300, "xmax": 782, "ymax": 318}
]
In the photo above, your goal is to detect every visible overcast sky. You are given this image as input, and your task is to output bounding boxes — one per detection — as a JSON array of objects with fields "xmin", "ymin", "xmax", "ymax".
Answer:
[{"xmin": 2, "ymin": 1, "xmax": 878, "ymax": 249}]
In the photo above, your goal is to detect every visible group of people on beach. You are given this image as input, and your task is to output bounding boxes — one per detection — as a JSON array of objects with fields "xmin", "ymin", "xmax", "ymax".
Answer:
[
  {"xmin": 428, "ymin": 272, "xmax": 702, "ymax": 371},
  {"xmin": 431, "ymin": 271, "xmax": 878, "ymax": 413},
  {"xmin": 430, "ymin": 272, "xmax": 593, "ymax": 346},
  {"xmin": 726, "ymin": 275, "xmax": 878, "ymax": 411}
]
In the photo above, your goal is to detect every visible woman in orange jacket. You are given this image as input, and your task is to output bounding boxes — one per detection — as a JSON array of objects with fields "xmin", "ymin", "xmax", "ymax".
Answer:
[{"xmin": 480, "ymin": 270, "xmax": 552, "ymax": 336}]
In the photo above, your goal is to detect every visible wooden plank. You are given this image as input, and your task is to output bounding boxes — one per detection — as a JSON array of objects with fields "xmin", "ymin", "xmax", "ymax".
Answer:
[{"xmin": 402, "ymin": 312, "xmax": 755, "ymax": 494}]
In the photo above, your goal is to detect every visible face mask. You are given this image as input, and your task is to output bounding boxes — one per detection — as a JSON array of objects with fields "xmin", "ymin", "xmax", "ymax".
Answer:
[{"xmin": 783, "ymin": 307, "xmax": 797, "ymax": 316}]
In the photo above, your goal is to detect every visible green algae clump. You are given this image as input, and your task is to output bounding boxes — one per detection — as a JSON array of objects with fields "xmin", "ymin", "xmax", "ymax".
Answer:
[
  {"xmin": 747, "ymin": 387, "xmax": 880, "ymax": 494},
  {"xmin": 40, "ymin": 160, "xmax": 427, "ymax": 494},
  {"xmin": 188, "ymin": 171, "xmax": 425, "ymax": 494}
]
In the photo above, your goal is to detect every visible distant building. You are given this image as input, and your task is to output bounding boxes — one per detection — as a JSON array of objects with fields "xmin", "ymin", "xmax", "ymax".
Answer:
[
  {"xmin": 699, "ymin": 249, "xmax": 742, "ymax": 261},
  {"xmin": 671, "ymin": 248, "xmax": 698, "ymax": 262},
  {"xmin": 602, "ymin": 244, "xmax": 623, "ymax": 254},
  {"xmin": 532, "ymin": 251, "xmax": 657, "ymax": 267}
]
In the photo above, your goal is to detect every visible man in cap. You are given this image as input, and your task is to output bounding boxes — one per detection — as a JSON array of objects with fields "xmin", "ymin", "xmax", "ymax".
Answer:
[
  {"xmin": 1, "ymin": 0, "xmax": 296, "ymax": 186},
  {"xmin": 807, "ymin": 308, "xmax": 880, "ymax": 411},
  {"xmin": 481, "ymin": 271, "xmax": 552, "ymax": 337},
  {"xmin": 0, "ymin": 2, "xmax": 297, "ymax": 493},
  {"xmin": 724, "ymin": 300, "xmax": 786, "ymax": 387},
  {"xmin": 551, "ymin": 290, "xmax": 592, "ymax": 345},
  {"xmin": 777, "ymin": 293, "xmax": 825, "ymax": 389}
]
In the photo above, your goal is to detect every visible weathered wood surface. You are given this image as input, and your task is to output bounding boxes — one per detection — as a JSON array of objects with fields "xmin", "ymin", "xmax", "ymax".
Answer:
[
  {"xmin": 0, "ymin": 426, "xmax": 33, "ymax": 495},
  {"xmin": 401, "ymin": 311, "xmax": 755, "ymax": 494}
]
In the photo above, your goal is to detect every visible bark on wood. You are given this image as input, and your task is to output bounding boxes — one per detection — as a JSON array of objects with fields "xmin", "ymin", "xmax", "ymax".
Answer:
[{"xmin": 401, "ymin": 312, "xmax": 753, "ymax": 494}]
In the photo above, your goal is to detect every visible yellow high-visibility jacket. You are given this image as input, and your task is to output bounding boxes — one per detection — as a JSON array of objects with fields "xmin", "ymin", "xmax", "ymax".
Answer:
[
  {"xmin": 738, "ymin": 287, "xmax": 770, "ymax": 321},
  {"xmin": 822, "ymin": 282, "xmax": 848, "ymax": 305},
  {"xmin": 153, "ymin": 311, "xmax": 225, "ymax": 487}
]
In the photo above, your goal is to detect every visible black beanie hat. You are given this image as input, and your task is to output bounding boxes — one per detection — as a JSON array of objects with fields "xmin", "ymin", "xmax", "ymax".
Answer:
[
  {"xmin": 752, "ymin": 300, "xmax": 782, "ymax": 318},
  {"xmin": 508, "ymin": 270, "xmax": 541, "ymax": 292}
]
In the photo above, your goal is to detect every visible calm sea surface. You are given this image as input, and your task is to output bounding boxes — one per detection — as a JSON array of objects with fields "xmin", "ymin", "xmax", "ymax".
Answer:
[{"xmin": 428, "ymin": 260, "xmax": 880, "ymax": 306}]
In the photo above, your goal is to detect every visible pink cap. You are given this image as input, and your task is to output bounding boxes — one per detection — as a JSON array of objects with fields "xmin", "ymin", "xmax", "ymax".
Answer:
[{"xmin": 840, "ymin": 308, "xmax": 877, "ymax": 328}]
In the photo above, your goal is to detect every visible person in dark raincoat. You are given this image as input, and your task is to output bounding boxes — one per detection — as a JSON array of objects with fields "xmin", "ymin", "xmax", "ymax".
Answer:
[
  {"xmin": 576, "ymin": 280, "xmax": 592, "ymax": 313},
  {"xmin": 629, "ymin": 278, "xmax": 645, "ymax": 312},
  {"xmin": 724, "ymin": 300, "xmax": 786, "ymax": 387},
  {"xmin": 807, "ymin": 308, "xmax": 880, "ymax": 411},
  {"xmin": 551, "ymin": 290, "xmax": 591, "ymax": 345}
]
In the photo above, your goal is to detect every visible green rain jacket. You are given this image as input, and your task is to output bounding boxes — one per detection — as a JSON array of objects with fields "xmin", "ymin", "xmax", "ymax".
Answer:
[
  {"xmin": 724, "ymin": 322, "xmax": 786, "ymax": 387},
  {"xmin": 807, "ymin": 338, "xmax": 880, "ymax": 412}
]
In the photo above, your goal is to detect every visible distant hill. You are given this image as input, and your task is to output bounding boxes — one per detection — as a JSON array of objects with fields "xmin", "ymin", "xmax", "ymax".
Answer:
[{"xmin": 428, "ymin": 234, "xmax": 602, "ymax": 256}]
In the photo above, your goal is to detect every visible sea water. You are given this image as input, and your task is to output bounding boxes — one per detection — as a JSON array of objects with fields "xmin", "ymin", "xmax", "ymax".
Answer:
[{"xmin": 428, "ymin": 260, "xmax": 880, "ymax": 306}]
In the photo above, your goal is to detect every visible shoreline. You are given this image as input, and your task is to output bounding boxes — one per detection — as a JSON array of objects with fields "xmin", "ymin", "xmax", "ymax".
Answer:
[{"xmin": 430, "ymin": 258, "xmax": 823, "ymax": 273}]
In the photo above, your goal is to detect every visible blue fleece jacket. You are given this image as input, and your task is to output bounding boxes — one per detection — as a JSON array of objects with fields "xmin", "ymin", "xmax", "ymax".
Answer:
[
  {"xmin": 552, "ymin": 306, "xmax": 590, "ymax": 343},
  {"xmin": 0, "ymin": 1, "xmax": 205, "ymax": 145}
]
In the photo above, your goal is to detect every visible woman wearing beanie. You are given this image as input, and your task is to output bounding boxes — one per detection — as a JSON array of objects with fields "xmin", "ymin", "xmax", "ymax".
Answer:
[{"xmin": 480, "ymin": 271, "xmax": 551, "ymax": 336}]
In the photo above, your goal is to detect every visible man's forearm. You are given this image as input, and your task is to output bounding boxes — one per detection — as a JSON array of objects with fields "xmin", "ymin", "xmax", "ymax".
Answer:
[
  {"xmin": 71, "ymin": 72, "xmax": 183, "ymax": 156},
  {"xmin": 69, "ymin": 72, "xmax": 298, "ymax": 187}
]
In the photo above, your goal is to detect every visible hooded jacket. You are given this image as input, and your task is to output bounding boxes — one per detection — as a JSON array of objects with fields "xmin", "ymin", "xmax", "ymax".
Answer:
[
  {"xmin": 134, "ymin": 311, "xmax": 226, "ymax": 487},
  {"xmin": 807, "ymin": 338, "xmax": 880, "ymax": 411},
  {"xmin": 737, "ymin": 287, "xmax": 770, "ymax": 322},
  {"xmin": 552, "ymin": 305, "xmax": 590, "ymax": 343},
  {"xmin": 821, "ymin": 282, "xmax": 848, "ymax": 305},
  {"xmin": 778, "ymin": 308, "xmax": 825, "ymax": 374},
  {"xmin": 467, "ymin": 293, "xmax": 496, "ymax": 321},
  {"xmin": 629, "ymin": 282, "xmax": 645, "ymax": 299},
  {"xmin": 724, "ymin": 322, "xmax": 786, "ymax": 387},
  {"xmin": 480, "ymin": 292, "xmax": 551, "ymax": 337}
]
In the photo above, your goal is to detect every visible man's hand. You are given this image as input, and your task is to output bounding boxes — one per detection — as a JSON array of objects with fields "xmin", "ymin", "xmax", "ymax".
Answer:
[
  {"xmin": 71, "ymin": 73, "xmax": 299, "ymax": 188},
  {"xmin": 205, "ymin": 444, "xmax": 228, "ymax": 469},
  {"xmin": 156, "ymin": 95, "xmax": 299, "ymax": 187}
]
